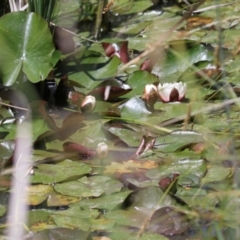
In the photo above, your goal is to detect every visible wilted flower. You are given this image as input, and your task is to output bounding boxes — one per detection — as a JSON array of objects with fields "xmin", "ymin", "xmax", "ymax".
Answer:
[
  {"xmin": 158, "ymin": 82, "xmax": 187, "ymax": 102},
  {"xmin": 68, "ymin": 91, "xmax": 84, "ymax": 106},
  {"xmin": 80, "ymin": 95, "xmax": 96, "ymax": 113},
  {"xmin": 97, "ymin": 142, "xmax": 108, "ymax": 159},
  {"xmin": 102, "ymin": 41, "xmax": 128, "ymax": 63},
  {"xmin": 142, "ymin": 84, "xmax": 158, "ymax": 106}
]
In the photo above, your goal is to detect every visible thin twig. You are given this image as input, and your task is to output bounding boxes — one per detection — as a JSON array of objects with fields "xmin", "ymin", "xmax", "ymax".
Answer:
[
  {"xmin": 160, "ymin": 97, "xmax": 240, "ymax": 127},
  {"xmin": 104, "ymin": 116, "xmax": 172, "ymax": 134},
  {"xmin": 193, "ymin": 2, "xmax": 237, "ymax": 13},
  {"xmin": 0, "ymin": 101, "xmax": 28, "ymax": 111},
  {"xmin": 50, "ymin": 22, "xmax": 98, "ymax": 43},
  {"xmin": 94, "ymin": 0, "xmax": 106, "ymax": 39}
]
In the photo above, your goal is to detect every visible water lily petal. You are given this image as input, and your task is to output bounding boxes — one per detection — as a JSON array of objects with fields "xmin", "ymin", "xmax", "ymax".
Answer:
[
  {"xmin": 175, "ymin": 82, "xmax": 187, "ymax": 100},
  {"xmin": 158, "ymin": 82, "xmax": 187, "ymax": 102},
  {"xmin": 158, "ymin": 83, "xmax": 175, "ymax": 102}
]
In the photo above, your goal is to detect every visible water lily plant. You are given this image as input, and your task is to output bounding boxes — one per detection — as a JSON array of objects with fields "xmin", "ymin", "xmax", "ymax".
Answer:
[{"xmin": 158, "ymin": 82, "xmax": 187, "ymax": 102}]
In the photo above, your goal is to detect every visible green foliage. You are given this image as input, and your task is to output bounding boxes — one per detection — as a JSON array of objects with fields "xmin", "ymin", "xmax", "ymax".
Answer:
[
  {"xmin": 28, "ymin": 0, "xmax": 58, "ymax": 24},
  {"xmin": 0, "ymin": 12, "xmax": 60, "ymax": 85},
  {"xmin": 1, "ymin": 0, "xmax": 240, "ymax": 239}
]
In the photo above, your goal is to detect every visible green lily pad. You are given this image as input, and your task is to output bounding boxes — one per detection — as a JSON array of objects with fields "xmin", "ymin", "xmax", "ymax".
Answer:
[
  {"xmin": 201, "ymin": 165, "xmax": 231, "ymax": 184},
  {"xmin": 110, "ymin": 231, "xmax": 168, "ymax": 240},
  {"xmin": 155, "ymin": 43, "xmax": 213, "ymax": 78},
  {"xmin": 31, "ymin": 160, "xmax": 92, "ymax": 184},
  {"xmin": 27, "ymin": 185, "xmax": 53, "ymax": 205},
  {"xmin": 124, "ymin": 186, "xmax": 175, "ymax": 211},
  {"xmin": 0, "ymin": 205, "xmax": 6, "ymax": 217},
  {"xmin": 107, "ymin": 127, "xmax": 142, "ymax": 147},
  {"xmin": 58, "ymin": 51, "xmax": 121, "ymax": 94},
  {"xmin": 121, "ymin": 96, "xmax": 152, "ymax": 118},
  {"xmin": 125, "ymin": 71, "xmax": 158, "ymax": 98},
  {"xmin": 54, "ymin": 175, "xmax": 123, "ymax": 197},
  {"xmin": 47, "ymin": 191, "xmax": 79, "ymax": 207},
  {"xmin": 78, "ymin": 190, "xmax": 132, "ymax": 210},
  {"xmin": 0, "ymin": 12, "xmax": 60, "ymax": 85},
  {"xmin": 51, "ymin": 204, "xmax": 99, "ymax": 231},
  {"xmin": 28, "ymin": 209, "xmax": 52, "ymax": 227},
  {"xmin": 24, "ymin": 228, "xmax": 89, "ymax": 240},
  {"xmin": 146, "ymin": 158, "xmax": 207, "ymax": 179},
  {"xmin": 5, "ymin": 118, "xmax": 51, "ymax": 141}
]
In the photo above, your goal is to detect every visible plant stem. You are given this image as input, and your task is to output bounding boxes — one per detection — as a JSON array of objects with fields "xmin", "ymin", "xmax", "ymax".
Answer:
[
  {"xmin": 104, "ymin": 116, "xmax": 172, "ymax": 134},
  {"xmin": 94, "ymin": 0, "xmax": 106, "ymax": 39}
]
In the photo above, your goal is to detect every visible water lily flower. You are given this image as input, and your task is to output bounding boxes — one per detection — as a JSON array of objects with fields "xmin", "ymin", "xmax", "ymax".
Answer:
[
  {"xmin": 102, "ymin": 41, "xmax": 129, "ymax": 63},
  {"xmin": 97, "ymin": 142, "xmax": 108, "ymax": 159},
  {"xmin": 142, "ymin": 84, "xmax": 158, "ymax": 106},
  {"xmin": 80, "ymin": 95, "xmax": 96, "ymax": 113},
  {"xmin": 158, "ymin": 82, "xmax": 187, "ymax": 102}
]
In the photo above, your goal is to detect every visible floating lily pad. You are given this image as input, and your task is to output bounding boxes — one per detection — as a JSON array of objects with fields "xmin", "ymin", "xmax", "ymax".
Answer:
[
  {"xmin": 51, "ymin": 204, "xmax": 99, "ymax": 231},
  {"xmin": 47, "ymin": 191, "xmax": 79, "ymax": 207},
  {"xmin": 0, "ymin": 12, "xmax": 60, "ymax": 85},
  {"xmin": 31, "ymin": 160, "xmax": 92, "ymax": 184},
  {"xmin": 0, "ymin": 205, "xmax": 6, "ymax": 217},
  {"xmin": 201, "ymin": 165, "xmax": 231, "ymax": 184},
  {"xmin": 26, "ymin": 185, "xmax": 53, "ymax": 205},
  {"xmin": 54, "ymin": 175, "xmax": 123, "ymax": 197},
  {"xmin": 78, "ymin": 190, "xmax": 132, "ymax": 211},
  {"xmin": 146, "ymin": 158, "xmax": 207, "ymax": 180},
  {"xmin": 121, "ymin": 96, "xmax": 152, "ymax": 118}
]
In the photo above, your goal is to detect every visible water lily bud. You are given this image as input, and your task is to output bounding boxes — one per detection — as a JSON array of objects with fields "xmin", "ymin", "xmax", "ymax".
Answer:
[
  {"xmin": 142, "ymin": 84, "xmax": 158, "ymax": 106},
  {"xmin": 140, "ymin": 59, "xmax": 153, "ymax": 73},
  {"xmin": 102, "ymin": 41, "xmax": 129, "ymax": 63},
  {"xmin": 80, "ymin": 95, "xmax": 96, "ymax": 113},
  {"xmin": 191, "ymin": 142, "xmax": 205, "ymax": 153},
  {"xmin": 97, "ymin": 142, "xmax": 108, "ymax": 159},
  {"xmin": 158, "ymin": 82, "xmax": 187, "ymax": 102}
]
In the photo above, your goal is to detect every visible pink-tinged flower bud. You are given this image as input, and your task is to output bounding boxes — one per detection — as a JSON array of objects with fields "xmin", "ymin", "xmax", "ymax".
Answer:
[
  {"xmin": 142, "ymin": 84, "xmax": 158, "ymax": 106},
  {"xmin": 97, "ymin": 142, "xmax": 108, "ymax": 159},
  {"xmin": 80, "ymin": 95, "xmax": 96, "ymax": 113},
  {"xmin": 102, "ymin": 41, "xmax": 129, "ymax": 63},
  {"xmin": 140, "ymin": 59, "xmax": 154, "ymax": 73},
  {"xmin": 158, "ymin": 82, "xmax": 187, "ymax": 102}
]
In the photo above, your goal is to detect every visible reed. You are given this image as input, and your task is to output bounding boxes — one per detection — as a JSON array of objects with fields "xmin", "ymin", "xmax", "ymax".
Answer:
[{"xmin": 28, "ymin": 0, "xmax": 58, "ymax": 24}]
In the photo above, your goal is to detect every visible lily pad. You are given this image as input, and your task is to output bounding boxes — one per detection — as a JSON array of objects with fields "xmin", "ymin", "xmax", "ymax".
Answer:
[
  {"xmin": 78, "ymin": 190, "xmax": 132, "ymax": 211},
  {"xmin": 26, "ymin": 185, "xmax": 53, "ymax": 206},
  {"xmin": 0, "ymin": 205, "xmax": 6, "ymax": 217},
  {"xmin": 201, "ymin": 165, "xmax": 231, "ymax": 184},
  {"xmin": 31, "ymin": 160, "xmax": 92, "ymax": 184},
  {"xmin": 51, "ymin": 204, "xmax": 99, "ymax": 231},
  {"xmin": 146, "ymin": 158, "xmax": 207, "ymax": 179},
  {"xmin": 54, "ymin": 175, "xmax": 123, "ymax": 197},
  {"xmin": 121, "ymin": 96, "xmax": 152, "ymax": 118},
  {"xmin": 0, "ymin": 12, "xmax": 60, "ymax": 85}
]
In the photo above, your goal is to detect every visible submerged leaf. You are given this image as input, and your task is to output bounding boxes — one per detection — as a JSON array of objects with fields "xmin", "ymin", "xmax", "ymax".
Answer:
[{"xmin": 148, "ymin": 207, "xmax": 189, "ymax": 235}]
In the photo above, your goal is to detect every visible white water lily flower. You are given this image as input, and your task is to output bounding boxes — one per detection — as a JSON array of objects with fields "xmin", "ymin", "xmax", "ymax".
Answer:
[{"xmin": 158, "ymin": 82, "xmax": 187, "ymax": 102}]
